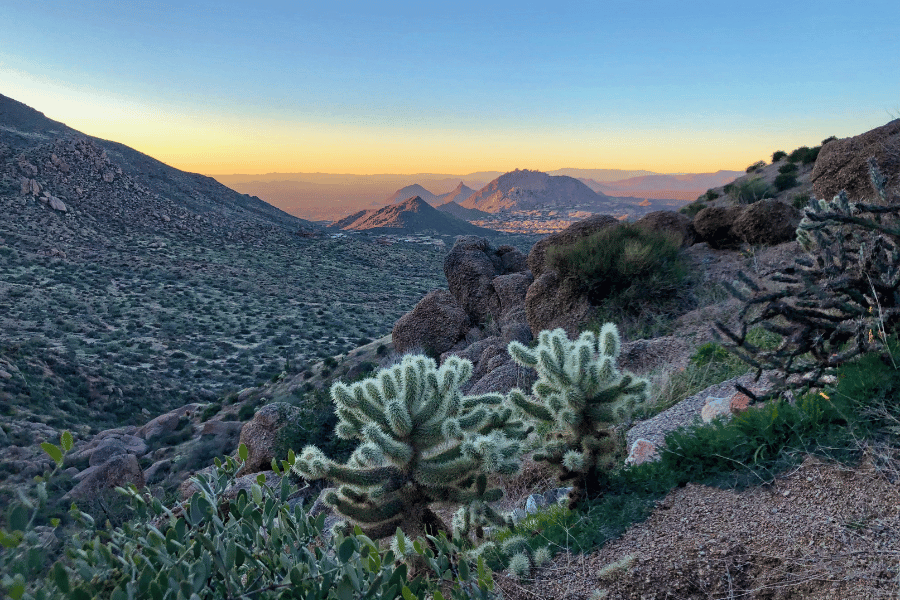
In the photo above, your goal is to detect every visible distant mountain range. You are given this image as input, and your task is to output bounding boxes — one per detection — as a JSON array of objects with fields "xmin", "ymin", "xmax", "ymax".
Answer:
[
  {"xmin": 581, "ymin": 170, "xmax": 744, "ymax": 201},
  {"xmin": 383, "ymin": 181, "xmax": 477, "ymax": 207},
  {"xmin": 459, "ymin": 169, "xmax": 607, "ymax": 213},
  {"xmin": 333, "ymin": 196, "xmax": 495, "ymax": 236}
]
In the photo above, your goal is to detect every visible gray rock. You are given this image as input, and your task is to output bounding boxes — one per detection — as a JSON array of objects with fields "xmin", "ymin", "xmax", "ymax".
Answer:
[
  {"xmin": 66, "ymin": 454, "xmax": 144, "ymax": 500},
  {"xmin": 392, "ymin": 289, "xmax": 468, "ymax": 355},
  {"xmin": 510, "ymin": 508, "xmax": 526, "ymax": 524},
  {"xmin": 88, "ymin": 439, "xmax": 127, "ymax": 467},
  {"xmin": 525, "ymin": 494, "xmax": 543, "ymax": 514}
]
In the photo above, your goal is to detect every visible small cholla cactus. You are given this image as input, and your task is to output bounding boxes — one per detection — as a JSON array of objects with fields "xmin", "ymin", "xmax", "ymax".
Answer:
[
  {"xmin": 291, "ymin": 354, "xmax": 530, "ymax": 540},
  {"xmin": 452, "ymin": 499, "xmax": 513, "ymax": 541},
  {"xmin": 507, "ymin": 326, "xmax": 649, "ymax": 507},
  {"xmin": 501, "ymin": 535, "xmax": 551, "ymax": 580}
]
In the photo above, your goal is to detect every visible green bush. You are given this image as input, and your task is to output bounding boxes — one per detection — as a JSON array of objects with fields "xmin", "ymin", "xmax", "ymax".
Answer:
[
  {"xmin": 729, "ymin": 177, "xmax": 774, "ymax": 204},
  {"xmin": 679, "ymin": 201, "xmax": 706, "ymax": 217},
  {"xmin": 772, "ymin": 150, "xmax": 787, "ymax": 162},
  {"xmin": 745, "ymin": 160, "xmax": 766, "ymax": 173},
  {"xmin": 778, "ymin": 162, "xmax": 798, "ymax": 174},
  {"xmin": 821, "ymin": 135, "xmax": 837, "ymax": 145},
  {"xmin": 791, "ymin": 194, "xmax": 811, "ymax": 210},
  {"xmin": 774, "ymin": 172, "xmax": 798, "ymax": 192},
  {"xmin": 788, "ymin": 145, "xmax": 821, "ymax": 165},
  {"xmin": 546, "ymin": 224, "xmax": 688, "ymax": 310}
]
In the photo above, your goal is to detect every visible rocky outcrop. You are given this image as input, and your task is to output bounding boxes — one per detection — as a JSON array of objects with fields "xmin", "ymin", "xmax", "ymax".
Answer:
[
  {"xmin": 692, "ymin": 206, "xmax": 744, "ymax": 249},
  {"xmin": 392, "ymin": 289, "xmax": 468, "ymax": 355},
  {"xmin": 135, "ymin": 403, "xmax": 202, "ymax": 441},
  {"xmin": 525, "ymin": 271, "xmax": 592, "ymax": 337},
  {"xmin": 66, "ymin": 454, "xmax": 145, "ymax": 500},
  {"xmin": 812, "ymin": 119, "xmax": 900, "ymax": 202},
  {"xmin": 732, "ymin": 199, "xmax": 801, "ymax": 246},
  {"xmin": 526, "ymin": 214, "xmax": 618, "ymax": 277},
  {"xmin": 235, "ymin": 402, "xmax": 301, "ymax": 476},
  {"xmin": 634, "ymin": 210, "xmax": 695, "ymax": 246}
]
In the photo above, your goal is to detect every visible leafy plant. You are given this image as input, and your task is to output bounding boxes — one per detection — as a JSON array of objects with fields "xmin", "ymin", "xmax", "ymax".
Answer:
[
  {"xmin": 730, "ymin": 177, "xmax": 774, "ymax": 204},
  {"xmin": 774, "ymin": 172, "xmax": 798, "ymax": 192},
  {"xmin": 507, "ymin": 326, "xmax": 649, "ymax": 507},
  {"xmin": 772, "ymin": 150, "xmax": 787, "ymax": 162}
]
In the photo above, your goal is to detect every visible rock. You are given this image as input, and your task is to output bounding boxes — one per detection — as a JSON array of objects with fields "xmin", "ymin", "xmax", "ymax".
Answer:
[
  {"xmin": 543, "ymin": 487, "xmax": 571, "ymax": 506},
  {"xmin": 732, "ymin": 199, "xmax": 801, "ymax": 246},
  {"xmin": 527, "ymin": 214, "xmax": 619, "ymax": 277},
  {"xmin": 510, "ymin": 508, "xmax": 526, "ymax": 524},
  {"xmin": 812, "ymin": 119, "xmax": 900, "ymax": 202},
  {"xmin": 730, "ymin": 392, "xmax": 752, "ymax": 414},
  {"xmin": 700, "ymin": 396, "xmax": 732, "ymax": 423},
  {"xmin": 66, "ymin": 454, "xmax": 144, "ymax": 500},
  {"xmin": 48, "ymin": 195, "xmax": 66, "ymax": 212},
  {"xmin": 498, "ymin": 245, "xmax": 528, "ymax": 273},
  {"xmin": 466, "ymin": 360, "xmax": 536, "ymax": 396},
  {"xmin": 236, "ymin": 402, "xmax": 302, "ymax": 476},
  {"xmin": 525, "ymin": 270, "xmax": 592, "ymax": 337},
  {"xmin": 135, "ymin": 404, "xmax": 202, "ymax": 440},
  {"xmin": 625, "ymin": 439, "xmax": 659, "ymax": 466},
  {"xmin": 491, "ymin": 272, "xmax": 533, "ymax": 325},
  {"xmin": 88, "ymin": 439, "xmax": 127, "ymax": 467},
  {"xmin": 634, "ymin": 210, "xmax": 696, "ymax": 246},
  {"xmin": 501, "ymin": 322, "xmax": 532, "ymax": 345},
  {"xmin": 692, "ymin": 206, "xmax": 744, "ymax": 249},
  {"xmin": 199, "ymin": 420, "xmax": 243, "ymax": 438},
  {"xmin": 443, "ymin": 236, "xmax": 503, "ymax": 324},
  {"xmin": 619, "ymin": 336, "xmax": 693, "ymax": 376},
  {"xmin": 0, "ymin": 369, "xmax": 11, "ymax": 380},
  {"xmin": 525, "ymin": 494, "xmax": 543, "ymax": 515},
  {"xmin": 144, "ymin": 459, "xmax": 172, "ymax": 484},
  {"xmin": 392, "ymin": 289, "xmax": 468, "ymax": 355}
]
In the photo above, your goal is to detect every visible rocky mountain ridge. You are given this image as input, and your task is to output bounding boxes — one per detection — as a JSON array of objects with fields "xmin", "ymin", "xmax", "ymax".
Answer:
[{"xmin": 332, "ymin": 195, "xmax": 497, "ymax": 236}]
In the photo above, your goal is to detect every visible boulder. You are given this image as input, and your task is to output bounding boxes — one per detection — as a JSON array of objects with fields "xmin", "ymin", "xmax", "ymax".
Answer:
[
  {"xmin": 812, "ymin": 119, "xmax": 900, "ymax": 202},
  {"xmin": 66, "ymin": 454, "xmax": 144, "ymax": 500},
  {"xmin": 732, "ymin": 199, "xmax": 801, "ymax": 246},
  {"xmin": 492, "ymin": 272, "xmax": 533, "ymax": 322},
  {"xmin": 525, "ymin": 271, "xmax": 592, "ymax": 337},
  {"xmin": 135, "ymin": 403, "xmax": 202, "ymax": 440},
  {"xmin": 466, "ymin": 359, "xmax": 536, "ymax": 396},
  {"xmin": 236, "ymin": 402, "xmax": 302, "ymax": 476},
  {"xmin": 443, "ymin": 237, "xmax": 503, "ymax": 324},
  {"xmin": 88, "ymin": 438, "xmax": 127, "ymax": 467},
  {"xmin": 625, "ymin": 439, "xmax": 659, "ymax": 466},
  {"xmin": 700, "ymin": 396, "xmax": 732, "ymax": 423},
  {"xmin": 527, "ymin": 214, "xmax": 619, "ymax": 277},
  {"xmin": 48, "ymin": 196, "xmax": 67, "ymax": 212},
  {"xmin": 497, "ymin": 245, "xmax": 528, "ymax": 273},
  {"xmin": 692, "ymin": 206, "xmax": 744, "ymax": 249},
  {"xmin": 634, "ymin": 210, "xmax": 695, "ymax": 246},
  {"xmin": 392, "ymin": 289, "xmax": 468, "ymax": 355}
]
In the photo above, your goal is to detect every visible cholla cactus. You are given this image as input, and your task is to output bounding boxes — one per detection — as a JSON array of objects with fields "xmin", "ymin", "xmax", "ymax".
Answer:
[
  {"xmin": 291, "ymin": 354, "xmax": 529, "ymax": 540},
  {"xmin": 452, "ymin": 499, "xmax": 512, "ymax": 541},
  {"xmin": 507, "ymin": 326, "xmax": 649, "ymax": 507}
]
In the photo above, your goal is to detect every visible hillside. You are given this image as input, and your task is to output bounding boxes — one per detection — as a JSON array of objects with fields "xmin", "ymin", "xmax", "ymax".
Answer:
[
  {"xmin": 385, "ymin": 183, "xmax": 440, "ymax": 205},
  {"xmin": 460, "ymin": 169, "xmax": 609, "ymax": 213},
  {"xmin": 435, "ymin": 181, "xmax": 476, "ymax": 204},
  {"xmin": 436, "ymin": 199, "xmax": 490, "ymax": 221},
  {"xmin": 588, "ymin": 170, "xmax": 744, "ymax": 201},
  {"xmin": 335, "ymin": 195, "xmax": 497, "ymax": 235}
]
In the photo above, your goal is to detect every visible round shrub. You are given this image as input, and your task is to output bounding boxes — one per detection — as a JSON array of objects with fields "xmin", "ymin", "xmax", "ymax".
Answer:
[
  {"xmin": 772, "ymin": 150, "xmax": 787, "ymax": 162},
  {"xmin": 774, "ymin": 172, "xmax": 798, "ymax": 192}
]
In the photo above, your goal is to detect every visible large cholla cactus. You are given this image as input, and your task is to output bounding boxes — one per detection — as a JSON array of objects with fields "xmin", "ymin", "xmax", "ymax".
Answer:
[
  {"xmin": 717, "ymin": 159, "xmax": 900, "ymax": 400},
  {"xmin": 507, "ymin": 326, "xmax": 649, "ymax": 507},
  {"xmin": 291, "ymin": 354, "xmax": 528, "ymax": 540}
]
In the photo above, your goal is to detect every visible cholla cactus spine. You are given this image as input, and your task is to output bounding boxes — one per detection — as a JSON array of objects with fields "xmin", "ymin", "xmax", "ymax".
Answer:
[
  {"xmin": 507, "ymin": 326, "xmax": 649, "ymax": 507},
  {"xmin": 292, "ymin": 354, "xmax": 529, "ymax": 540}
]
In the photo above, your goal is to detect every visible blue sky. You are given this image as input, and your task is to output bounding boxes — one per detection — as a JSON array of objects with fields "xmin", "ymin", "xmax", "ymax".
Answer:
[{"xmin": 1, "ymin": 0, "xmax": 898, "ymax": 174}]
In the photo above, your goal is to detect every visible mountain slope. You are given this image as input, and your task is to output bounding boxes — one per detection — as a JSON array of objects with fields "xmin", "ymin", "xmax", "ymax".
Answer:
[
  {"xmin": 460, "ymin": 169, "xmax": 607, "ymax": 213},
  {"xmin": 435, "ymin": 181, "xmax": 476, "ymax": 205},
  {"xmin": 336, "ymin": 196, "xmax": 496, "ymax": 235},
  {"xmin": 436, "ymin": 200, "xmax": 489, "ymax": 221},
  {"xmin": 386, "ymin": 184, "xmax": 439, "ymax": 205}
]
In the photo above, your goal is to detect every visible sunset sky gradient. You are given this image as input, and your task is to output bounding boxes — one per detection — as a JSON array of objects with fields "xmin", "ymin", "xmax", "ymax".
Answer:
[{"xmin": 2, "ymin": 0, "xmax": 898, "ymax": 175}]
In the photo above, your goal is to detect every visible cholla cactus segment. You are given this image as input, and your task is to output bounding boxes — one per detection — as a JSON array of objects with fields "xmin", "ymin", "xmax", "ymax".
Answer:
[
  {"xmin": 507, "ymin": 326, "xmax": 649, "ymax": 507},
  {"xmin": 290, "ymin": 353, "xmax": 528, "ymax": 540}
]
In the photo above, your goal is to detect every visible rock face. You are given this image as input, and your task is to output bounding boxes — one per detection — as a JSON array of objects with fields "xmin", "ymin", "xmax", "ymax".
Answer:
[
  {"xmin": 392, "ymin": 289, "xmax": 468, "ymax": 355},
  {"xmin": 812, "ymin": 119, "xmax": 900, "ymax": 202},
  {"xmin": 67, "ymin": 454, "xmax": 145, "ymax": 500},
  {"xmin": 526, "ymin": 214, "xmax": 619, "ymax": 277},
  {"xmin": 236, "ymin": 403, "xmax": 302, "ymax": 476},
  {"xmin": 634, "ymin": 210, "xmax": 695, "ymax": 247},
  {"xmin": 525, "ymin": 271, "xmax": 592, "ymax": 337},
  {"xmin": 732, "ymin": 199, "xmax": 801, "ymax": 246},
  {"xmin": 692, "ymin": 206, "xmax": 743, "ymax": 249}
]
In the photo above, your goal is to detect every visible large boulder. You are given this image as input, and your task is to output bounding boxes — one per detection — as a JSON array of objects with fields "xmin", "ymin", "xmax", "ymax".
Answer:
[
  {"xmin": 692, "ymin": 206, "xmax": 743, "ymax": 249},
  {"xmin": 525, "ymin": 271, "xmax": 593, "ymax": 337},
  {"xmin": 467, "ymin": 359, "xmax": 537, "ymax": 396},
  {"xmin": 135, "ymin": 404, "xmax": 203, "ymax": 441},
  {"xmin": 66, "ymin": 454, "xmax": 145, "ymax": 500},
  {"xmin": 812, "ymin": 119, "xmax": 900, "ymax": 202},
  {"xmin": 236, "ymin": 402, "xmax": 303, "ymax": 476},
  {"xmin": 526, "ymin": 214, "xmax": 619, "ymax": 277},
  {"xmin": 732, "ymin": 199, "xmax": 801, "ymax": 246},
  {"xmin": 634, "ymin": 210, "xmax": 695, "ymax": 246},
  {"xmin": 443, "ymin": 237, "xmax": 527, "ymax": 326},
  {"xmin": 392, "ymin": 289, "xmax": 468, "ymax": 355}
]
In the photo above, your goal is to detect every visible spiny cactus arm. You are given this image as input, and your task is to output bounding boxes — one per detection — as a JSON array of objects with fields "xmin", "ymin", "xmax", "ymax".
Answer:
[
  {"xmin": 361, "ymin": 424, "xmax": 413, "ymax": 465},
  {"xmin": 384, "ymin": 401, "xmax": 413, "ymax": 438},
  {"xmin": 294, "ymin": 452, "xmax": 400, "ymax": 488},
  {"xmin": 539, "ymin": 347, "xmax": 572, "ymax": 387},
  {"xmin": 413, "ymin": 387, "xmax": 447, "ymax": 428},
  {"xmin": 326, "ymin": 491, "xmax": 405, "ymax": 525},
  {"xmin": 507, "ymin": 340, "xmax": 539, "ymax": 368},
  {"xmin": 335, "ymin": 407, "xmax": 365, "ymax": 439},
  {"xmin": 562, "ymin": 450, "xmax": 587, "ymax": 473},
  {"xmin": 461, "ymin": 392, "xmax": 504, "ymax": 410},
  {"xmin": 415, "ymin": 456, "xmax": 478, "ymax": 487},
  {"xmin": 507, "ymin": 388, "xmax": 554, "ymax": 422},
  {"xmin": 456, "ymin": 406, "xmax": 489, "ymax": 431}
]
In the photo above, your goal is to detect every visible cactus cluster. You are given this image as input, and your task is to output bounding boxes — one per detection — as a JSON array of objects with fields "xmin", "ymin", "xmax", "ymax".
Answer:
[
  {"xmin": 291, "ymin": 354, "xmax": 529, "ymax": 540},
  {"xmin": 717, "ymin": 159, "xmax": 900, "ymax": 400},
  {"xmin": 506, "ymin": 326, "xmax": 649, "ymax": 507}
]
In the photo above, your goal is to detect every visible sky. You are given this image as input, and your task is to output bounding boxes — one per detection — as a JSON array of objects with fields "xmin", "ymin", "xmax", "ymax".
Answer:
[{"xmin": 1, "ymin": 0, "xmax": 899, "ymax": 175}]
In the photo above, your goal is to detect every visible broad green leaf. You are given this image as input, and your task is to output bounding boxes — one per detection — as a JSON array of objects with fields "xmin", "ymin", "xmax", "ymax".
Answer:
[
  {"xmin": 401, "ymin": 586, "xmax": 416, "ymax": 600},
  {"xmin": 7, "ymin": 581, "xmax": 24, "ymax": 600},
  {"xmin": 458, "ymin": 558, "xmax": 469, "ymax": 581},
  {"xmin": 61, "ymin": 431, "xmax": 74, "ymax": 452},
  {"xmin": 7, "ymin": 504, "xmax": 29, "ymax": 532},
  {"xmin": 335, "ymin": 579, "xmax": 353, "ymax": 600},
  {"xmin": 338, "ymin": 537, "xmax": 355, "ymax": 562},
  {"xmin": 238, "ymin": 443, "xmax": 248, "ymax": 462},
  {"xmin": 256, "ymin": 473, "xmax": 267, "ymax": 485},
  {"xmin": 41, "ymin": 442, "xmax": 63, "ymax": 465},
  {"xmin": 433, "ymin": 591, "xmax": 445, "ymax": 600},
  {"xmin": 51, "ymin": 562, "xmax": 70, "ymax": 593}
]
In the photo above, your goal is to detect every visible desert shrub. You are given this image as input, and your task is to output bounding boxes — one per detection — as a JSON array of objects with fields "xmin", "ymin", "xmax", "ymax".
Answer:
[
  {"xmin": 200, "ymin": 402, "xmax": 221, "ymax": 421},
  {"xmin": 729, "ymin": 177, "xmax": 774, "ymax": 204},
  {"xmin": 701, "ymin": 189, "xmax": 720, "ymax": 202},
  {"xmin": 323, "ymin": 356, "xmax": 338, "ymax": 369},
  {"xmin": 546, "ymin": 223, "xmax": 688, "ymax": 310},
  {"xmin": 788, "ymin": 145, "xmax": 821, "ymax": 165},
  {"xmin": 745, "ymin": 160, "xmax": 766, "ymax": 173},
  {"xmin": 774, "ymin": 172, "xmax": 798, "ymax": 192},
  {"xmin": 821, "ymin": 135, "xmax": 837, "ymax": 145},
  {"xmin": 772, "ymin": 150, "xmax": 787, "ymax": 162},
  {"xmin": 792, "ymin": 193, "xmax": 811, "ymax": 210},
  {"xmin": 778, "ymin": 162, "xmax": 798, "ymax": 174},
  {"xmin": 1, "ymin": 439, "xmax": 497, "ymax": 600},
  {"xmin": 679, "ymin": 201, "xmax": 705, "ymax": 217}
]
